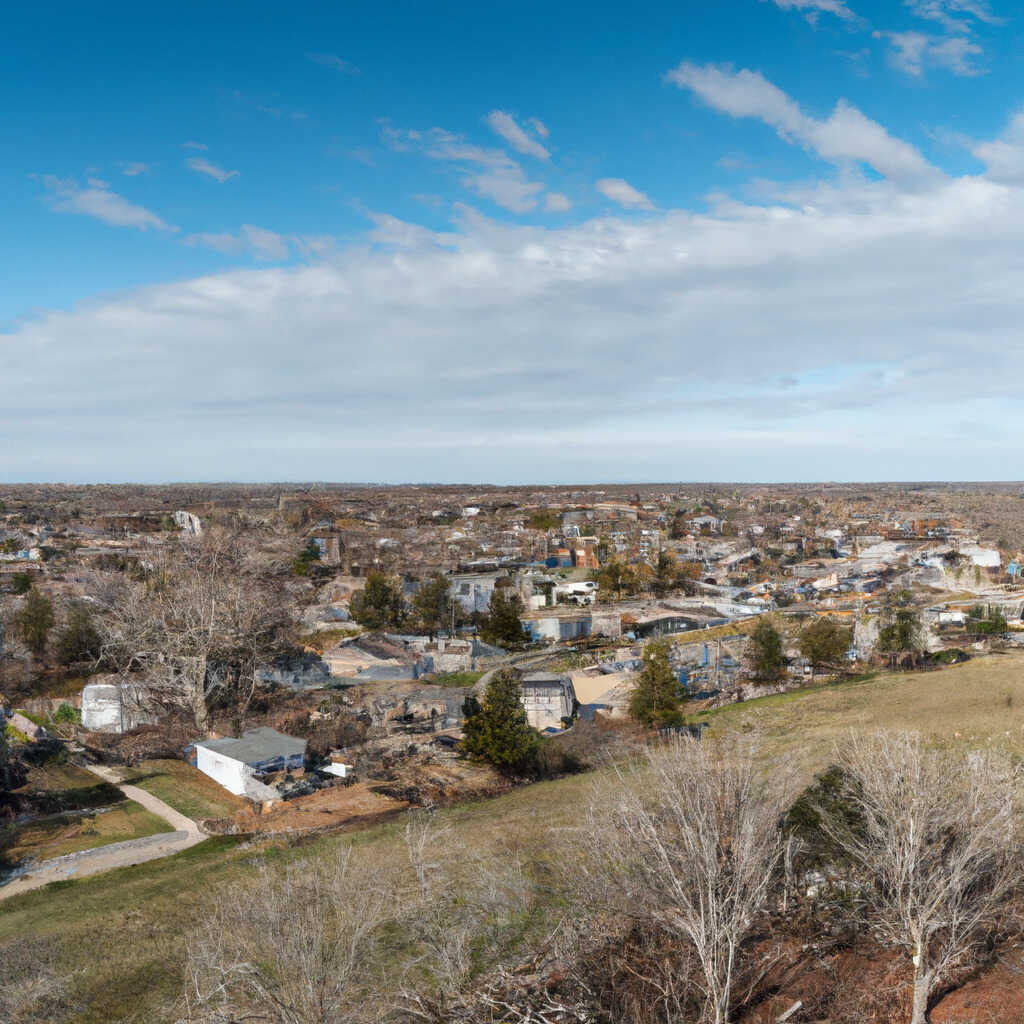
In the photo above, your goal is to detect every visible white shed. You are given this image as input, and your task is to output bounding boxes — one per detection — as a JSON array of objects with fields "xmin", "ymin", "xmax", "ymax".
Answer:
[{"xmin": 191, "ymin": 727, "xmax": 307, "ymax": 797}]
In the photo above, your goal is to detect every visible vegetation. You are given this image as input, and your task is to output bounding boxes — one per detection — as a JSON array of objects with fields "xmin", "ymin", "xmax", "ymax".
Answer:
[
  {"xmin": 54, "ymin": 603, "xmax": 102, "ymax": 667},
  {"xmin": 411, "ymin": 573, "xmax": 454, "ymax": 637},
  {"xmin": 350, "ymin": 572, "xmax": 405, "ymax": 630},
  {"xmin": 877, "ymin": 591, "xmax": 924, "ymax": 667},
  {"xmin": 749, "ymin": 616, "xmax": 785, "ymax": 682},
  {"xmin": 798, "ymin": 617, "xmax": 852, "ymax": 678},
  {"xmin": 290, "ymin": 539, "xmax": 322, "ymax": 577},
  {"xmin": 628, "ymin": 638, "xmax": 686, "ymax": 727},
  {"xmin": 477, "ymin": 588, "xmax": 529, "ymax": 646},
  {"xmin": 13, "ymin": 588, "xmax": 55, "ymax": 659},
  {"xmin": 460, "ymin": 670, "xmax": 539, "ymax": 775},
  {"xmin": 10, "ymin": 571, "xmax": 32, "ymax": 595}
]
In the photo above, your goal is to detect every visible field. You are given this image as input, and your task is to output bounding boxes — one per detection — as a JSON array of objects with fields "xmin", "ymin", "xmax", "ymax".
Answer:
[
  {"xmin": 3, "ymin": 652, "xmax": 1024, "ymax": 1023},
  {"xmin": 117, "ymin": 760, "xmax": 248, "ymax": 821}
]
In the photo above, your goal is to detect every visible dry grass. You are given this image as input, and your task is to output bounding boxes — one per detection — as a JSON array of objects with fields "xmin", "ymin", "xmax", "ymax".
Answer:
[
  {"xmin": 696, "ymin": 651, "xmax": 1024, "ymax": 782},
  {"xmin": 118, "ymin": 759, "xmax": 247, "ymax": 821}
]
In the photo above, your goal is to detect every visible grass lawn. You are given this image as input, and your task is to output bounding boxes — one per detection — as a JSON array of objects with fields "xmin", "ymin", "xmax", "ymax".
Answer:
[
  {"xmin": 5, "ymin": 652, "xmax": 1024, "ymax": 1023},
  {"xmin": 428, "ymin": 670, "xmax": 484, "ymax": 687},
  {"xmin": 118, "ymin": 759, "xmax": 247, "ymax": 821},
  {"xmin": 1, "ymin": 800, "xmax": 170, "ymax": 868}
]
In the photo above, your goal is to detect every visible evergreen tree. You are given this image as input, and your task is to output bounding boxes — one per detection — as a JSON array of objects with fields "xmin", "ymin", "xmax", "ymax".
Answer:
[
  {"xmin": 479, "ymin": 588, "xmax": 529, "ymax": 647},
  {"xmin": 877, "ymin": 591, "xmax": 923, "ymax": 666},
  {"xmin": 461, "ymin": 670, "xmax": 539, "ymax": 775},
  {"xmin": 750, "ymin": 617, "xmax": 785, "ymax": 682},
  {"xmin": 629, "ymin": 639, "xmax": 686, "ymax": 728},
  {"xmin": 350, "ymin": 572, "xmax": 405, "ymax": 630},
  {"xmin": 13, "ymin": 587, "xmax": 54, "ymax": 659},
  {"xmin": 412, "ymin": 573, "xmax": 453, "ymax": 637},
  {"xmin": 55, "ymin": 603, "xmax": 103, "ymax": 667},
  {"xmin": 799, "ymin": 617, "xmax": 852, "ymax": 679}
]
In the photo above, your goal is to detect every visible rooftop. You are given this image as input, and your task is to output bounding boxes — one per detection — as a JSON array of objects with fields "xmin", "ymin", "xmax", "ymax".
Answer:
[{"xmin": 196, "ymin": 727, "xmax": 306, "ymax": 765}]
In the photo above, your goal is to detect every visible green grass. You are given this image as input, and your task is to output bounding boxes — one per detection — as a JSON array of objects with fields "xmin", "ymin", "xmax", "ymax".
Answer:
[
  {"xmin": 1, "ymin": 800, "xmax": 170, "ymax": 868},
  {"xmin": 427, "ymin": 670, "xmax": 484, "ymax": 687},
  {"xmin": 118, "ymin": 760, "xmax": 246, "ymax": 821}
]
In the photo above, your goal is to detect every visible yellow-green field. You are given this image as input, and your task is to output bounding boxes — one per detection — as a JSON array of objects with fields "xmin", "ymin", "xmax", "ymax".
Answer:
[
  {"xmin": 1, "ymin": 800, "xmax": 169, "ymax": 867},
  {"xmin": 118, "ymin": 760, "xmax": 247, "ymax": 821},
  {"xmin": 4, "ymin": 652, "xmax": 1024, "ymax": 1023}
]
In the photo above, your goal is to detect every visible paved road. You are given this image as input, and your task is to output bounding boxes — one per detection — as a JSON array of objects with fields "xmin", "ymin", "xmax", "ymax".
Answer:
[{"xmin": 0, "ymin": 764, "xmax": 207, "ymax": 902}]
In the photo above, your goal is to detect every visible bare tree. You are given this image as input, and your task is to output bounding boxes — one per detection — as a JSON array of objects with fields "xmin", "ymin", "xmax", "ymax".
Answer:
[
  {"xmin": 819, "ymin": 731, "xmax": 1024, "ymax": 1024},
  {"xmin": 178, "ymin": 846, "xmax": 389, "ymax": 1024},
  {"xmin": 99, "ymin": 527, "xmax": 294, "ymax": 734},
  {"xmin": 586, "ymin": 733, "xmax": 789, "ymax": 1024}
]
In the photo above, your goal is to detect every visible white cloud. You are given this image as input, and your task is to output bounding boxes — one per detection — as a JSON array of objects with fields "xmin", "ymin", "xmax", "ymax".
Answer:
[
  {"xmin": 528, "ymin": 117, "xmax": 549, "ymax": 139},
  {"xmin": 182, "ymin": 140, "xmax": 208, "ymax": 150},
  {"xmin": 881, "ymin": 30, "xmax": 983, "ymax": 75},
  {"xmin": 186, "ymin": 157, "xmax": 240, "ymax": 183},
  {"xmin": 667, "ymin": 62, "xmax": 941, "ymax": 187},
  {"xmin": 543, "ymin": 192, "xmax": 572, "ymax": 212},
  {"xmin": 485, "ymin": 111, "xmax": 550, "ymax": 160},
  {"xmin": 769, "ymin": 0, "xmax": 856, "ymax": 21},
  {"xmin": 390, "ymin": 125, "xmax": 548, "ymax": 213},
  {"xmin": 596, "ymin": 178, "xmax": 654, "ymax": 209},
  {"xmin": 121, "ymin": 162, "xmax": 150, "ymax": 176},
  {"xmin": 40, "ymin": 176, "xmax": 176, "ymax": 232},
  {"xmin": 185, "ymin": 225, "xmax": 290, "ymax": 260},
  {"xmin": 308, "ymin": 53, "xmax": 360, "ymax": 75},
  {"xmin": 907, "ymin": 0, "xmax": 999, "ymax": 33},
  {"xmin": 971, "ymin": 110, "xmax": 1024, "ymax": 184}
]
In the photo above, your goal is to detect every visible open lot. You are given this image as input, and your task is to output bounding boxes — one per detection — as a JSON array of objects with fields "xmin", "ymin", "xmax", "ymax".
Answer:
[{"xmin": 4, "ymin": 652, "xmax": 1024, "ymax": 1022}]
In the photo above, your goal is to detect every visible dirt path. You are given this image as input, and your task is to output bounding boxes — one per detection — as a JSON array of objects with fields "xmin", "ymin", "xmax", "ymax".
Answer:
[{"xmin": 0, "ymin": 765, "xmax": 207, "ymax": 902}]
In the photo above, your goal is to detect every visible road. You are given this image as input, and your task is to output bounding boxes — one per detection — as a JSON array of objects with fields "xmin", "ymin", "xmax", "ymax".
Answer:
[{"xmin": 0, "ymin": 764, "xmax": 207, "ymax": 902}]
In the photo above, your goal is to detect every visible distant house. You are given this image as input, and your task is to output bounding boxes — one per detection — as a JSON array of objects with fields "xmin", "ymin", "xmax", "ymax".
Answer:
[
  {"xmin": 190, "ymin": 727, "xmax": 306, "ymax": 797},
  {"xmin": 519, "ymin": 672, "xmax": 577, "ymax": 731}
]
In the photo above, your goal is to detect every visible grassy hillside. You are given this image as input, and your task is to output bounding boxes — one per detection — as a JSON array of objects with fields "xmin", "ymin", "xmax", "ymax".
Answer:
[{"xmin": 3, "ymin": 652, "xmax": 1024, "ymax": 1022}]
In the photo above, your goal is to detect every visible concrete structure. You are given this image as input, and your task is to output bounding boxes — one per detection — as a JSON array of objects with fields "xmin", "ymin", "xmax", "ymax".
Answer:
[
  {"xmin": 81, "ymin": 680, "xmax": 155, "ymax": 733},
  {"xmin": 191, "ymin": 727, "xmax": 306, "ymax": 797},
  {"xmin": 448, "ymin": 570, "xmax": 507, "ymax": 614},
  {"xmin": 519, "ymin": 671, "xmax": 577, "ymax": 731},
  {"xmin": 173, "ymin": 510, "xmax": 203, "ymax": 536}
]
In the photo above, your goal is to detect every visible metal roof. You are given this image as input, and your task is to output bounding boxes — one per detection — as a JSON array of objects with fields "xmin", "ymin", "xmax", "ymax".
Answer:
[{"xmin": 196, "ymin": 727, "xmax": 306, "ymax": 765}]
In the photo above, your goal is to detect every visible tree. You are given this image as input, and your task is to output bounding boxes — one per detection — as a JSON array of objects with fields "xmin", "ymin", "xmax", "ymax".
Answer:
[
  {"xmin": 99, "ymin": 530, "xmax": 294, "ymax": 735},
  {"xmin": 55, "ymin": 603, "xmax": 103, "ymax": 667},
  {"xmin": 180, "ymin": 846, "xmax": 388, "ymax": 1024},
  {"xmin": 749, "ymin": 616, "xmax": 785, "ymax": 682},
  {"xmin": 478, "ymin": 588, "xmax": 528, "ymax": 647},
  {"xmin": 819, "ymin": 732, "xmax": 1023, "ymax": 1024},
  {"xmin": 877, "ymin": 591, "xmax": 923, "ymax": 667},
  {"xmin": 798, "ymin": 617, "xmax": 851, "ymax": 679},
  {"xmin": 629, "ymin": 639, "xmax": 686, "ymax": 728},
  {"xmin": 13, "ymin": 588, "xmax": 54, "ymax": 660},
  {"xmin": 350, "ymin": 572, "xmax": 405, "ymax": 630},
  {"xmin": 10, "ymin": 572, "xmax": 31, "ymax": 596},
  {"xmin": 590, "ymin": 733, "xmax": 789, "ymax": 1024},
  {"xmin": 461, "ymin": 671, "xmax": 538, "ymax": 775},
  {"xmin": 652, "ymin": 550, "xmax": 679, "ymax": 598},
  {"xmin": 412, "ymin": 574, "xmax": 453, "ymax": 637},
  {"xmin": 290, "ymin": 539, "xmax": 322, "ymax": 577}
]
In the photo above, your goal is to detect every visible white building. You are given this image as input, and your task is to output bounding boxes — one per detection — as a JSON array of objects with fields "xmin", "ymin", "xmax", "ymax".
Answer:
[
  {"xmin": 519, "ymin": 672, "xmax": 577, "ymax": 731},
  {"xmin": 191, "ymin": 727, "xmax": 306, "ymax": 797}
]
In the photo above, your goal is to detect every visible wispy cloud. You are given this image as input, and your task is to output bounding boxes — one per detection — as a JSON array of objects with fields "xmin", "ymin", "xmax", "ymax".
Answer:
[
  {"xmin": 308, "ymin": 53, "xmax": 360, "ymax": 75},
  {"xmin": 39, "ymin": 175, "xmax": 176, "ymax": 231},
  {"xmin": 186, "ymin": 157, "xmax": 240, "ymax": 183},
  {"xmin": 184, "ymin": 224, "xmax": 289, "ymax": 260},
  {"xmin": 181, "ymin": 140, "xmax": 208, "ymax": 150},
  {"xmin": 385, "ymin": 125, "xmax": 549, "ymax": 214},
  {"xmin": 596, "ymin": 178, "xmax": 654, "ymax": 210},
  {"xmin": 880, "ymin": 29, "xmax": 984, "ymax": 75},
  {"xmin": 528, "ymin": 117, "xmax": 549, "ymax": 139},
  {"xmin": 667, "ymin": 62, "xmax": 941, "ymax": 187},
  {"xmin": 485, "ymin": 111, "xmax": 550, "ymax": 160},
  {"xmin": 971, "ymin": 109, "xmax": 1024, "ymax": 184},
  {"xmin": 769, "ymin": 0, "xmax": 857, "ymax": 22},
  {"xmin": 907, "ymin": 0, "xmax": 999, "ymax": 33},
  {"xmin": 543, "ymin": 192, "xmax": 572, "ymax": 212},
  {"xmin": 121, "ymin": 162, "xmax": 150, "ymax": 176}
]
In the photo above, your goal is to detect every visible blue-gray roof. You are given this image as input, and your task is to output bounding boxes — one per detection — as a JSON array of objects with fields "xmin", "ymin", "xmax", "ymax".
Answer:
[{"xmin": 197, "ymin": 727, "xmax": 306, "ymax": 765}]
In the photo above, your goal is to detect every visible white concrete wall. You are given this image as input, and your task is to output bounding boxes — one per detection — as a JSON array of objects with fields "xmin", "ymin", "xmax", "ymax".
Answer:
[{"xmin": 195, "ymin": 745, "xmax": 250, "ymax": 796}]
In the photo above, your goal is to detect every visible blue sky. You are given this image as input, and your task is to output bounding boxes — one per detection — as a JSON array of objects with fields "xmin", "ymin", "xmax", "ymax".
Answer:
[{"xmin": 4, "ymin": 0, "xmax": 1024, "ymax": 482}]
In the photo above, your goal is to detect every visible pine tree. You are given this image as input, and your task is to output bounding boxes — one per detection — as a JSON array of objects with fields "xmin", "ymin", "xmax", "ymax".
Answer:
[
  {"xmin": 461, "ymin": 671, "xmax": 539, "ymax": 775},
  {"xmin": 14, "ymin": 587, "xmax": 54, "ymax": 660},
  {"xmin": 479, "ymin": 588, "xmax": 529, "ymax": 646},
  {"xmin": 750, "ymin": 617, "xmax": 785, "ymax": 682},
  {"xmin": 350, "ymin": 572, "xmax": 405, "ymax": 630},
  {"xmin": 55, "ymin": 603, "xmax": 103, "ymax": 667},
  {"xmin": 629, "ymin": 639, "xmax": 686, "ymax": 728}
]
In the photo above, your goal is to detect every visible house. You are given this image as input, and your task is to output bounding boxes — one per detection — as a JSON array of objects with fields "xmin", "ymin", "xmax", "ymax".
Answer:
[
  {"xmin": 519, "ymin": 672, "xmax": 577, "ymax": 731},
  {"xmin": 190, "ymin": 727, "xmax": 307, "ymax": 797}
]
